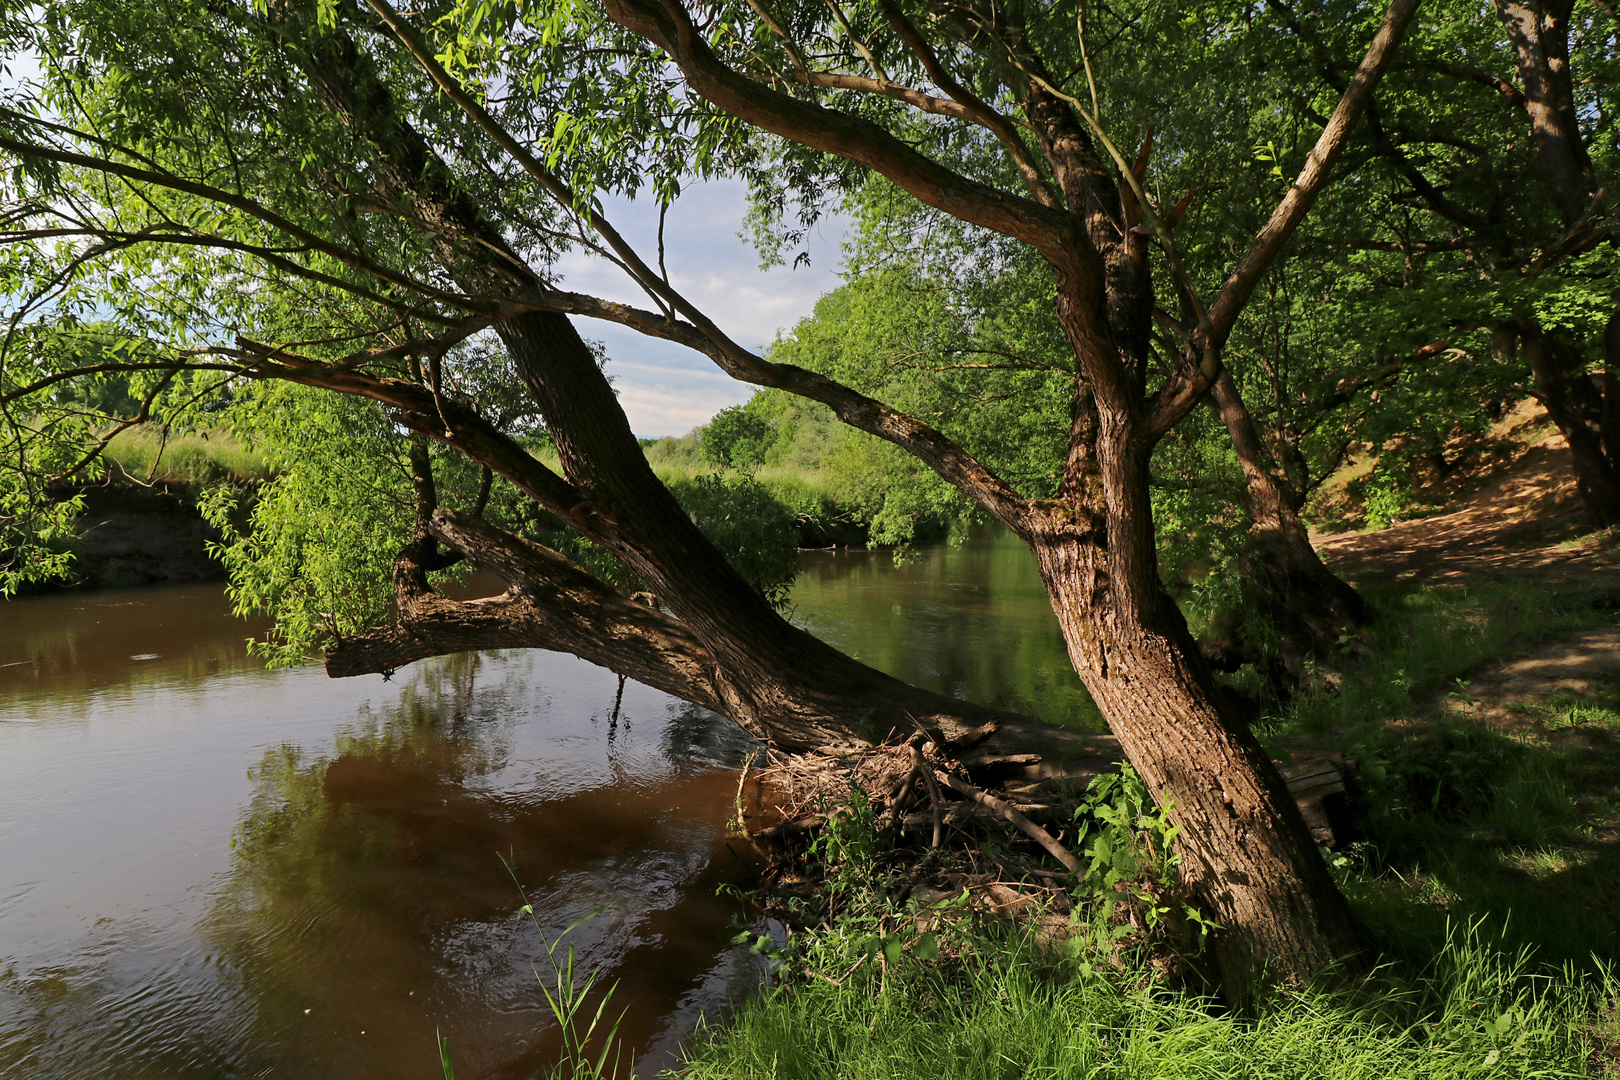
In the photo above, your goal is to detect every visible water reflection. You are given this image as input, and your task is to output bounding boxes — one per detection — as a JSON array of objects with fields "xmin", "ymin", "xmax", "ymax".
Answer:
[
  {"xmin": 0, "ymin": 584, "xmax": 273, "ymax": 715},
  {"xmin": 2, "ymin": 533, "xmax": 1094, "ymax": 1079},
  {"xmin": 1, "ymin": 593, "xmax": 763, "ymax": 1080},
  {"xmin": 791, "ymin": 531, "xmax": 1105, "ymax": 731},
  {"xmin": 204, "ymin": 655, "xmax": 763, "ymax": 1079}
]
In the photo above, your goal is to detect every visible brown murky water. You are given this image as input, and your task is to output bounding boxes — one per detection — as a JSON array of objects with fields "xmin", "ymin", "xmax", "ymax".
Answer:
[
  {"xmin": 0, "ymin": 585, "xmax": 766, "ymax": 1079},
  {"xmin": 0, "ymin": 532, "xmax": 1095, "ymax": 1079}
]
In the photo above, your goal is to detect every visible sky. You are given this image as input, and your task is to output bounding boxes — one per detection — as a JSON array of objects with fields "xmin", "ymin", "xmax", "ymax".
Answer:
[{"xmin": 553, "ymin": 181, "xmax": 848, "ymax": 438}]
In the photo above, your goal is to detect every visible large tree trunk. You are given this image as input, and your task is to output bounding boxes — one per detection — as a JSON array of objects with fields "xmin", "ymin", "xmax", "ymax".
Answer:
[
  {"xmin": 1494, "ymin": 0, "xmax": 1595, "ymax": 218},
  {"xmin": 1516, "ymin": 319, "xmax": 1620, "ymax": 527},
  {"xmin": 287, "ymin": 21, "xmax": 1095, "ymax": 760},
  {"xmin": 1021, "ymin": 427, "xmax": 1367, "ymax": 999},
  {"xmin": 329, "ymin": 506, "xmax": 1100, "ymax": 757},
  {"xmin": 1491, "ymin": 0, "xmax": 1619, "ymax": 527},
  {"xmin": 1208, "ymin": 371, "xmax": 1366, "ymax": 679}
]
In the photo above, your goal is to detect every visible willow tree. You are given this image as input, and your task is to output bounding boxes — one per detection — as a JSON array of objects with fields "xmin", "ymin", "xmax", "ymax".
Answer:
[{"xmin": 0, "ymin": 0, "xmax": 1422, "ymax": 989}]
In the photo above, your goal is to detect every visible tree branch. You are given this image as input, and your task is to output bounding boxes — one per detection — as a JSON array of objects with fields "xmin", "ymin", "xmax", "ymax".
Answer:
[
  {"xmin": 597, "ymin": 0, "xmax": 1073, "ymax": 257},
  {"xmin": 502, "ymin": 287, "xmax": 1033, "ymax": 527},
  {"xmin": 327, "ymin": 508, "xmax": 727, "ymax": 712},
  {"xmin": 1146, "ymin": 0, "xmax": 1422, "ymax": 441},
  {"xmin": 0, "ymin": 124, "xmax": 486, "ymax": 313}
]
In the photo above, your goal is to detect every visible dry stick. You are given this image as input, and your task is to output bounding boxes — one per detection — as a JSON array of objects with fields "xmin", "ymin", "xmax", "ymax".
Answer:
[
  {"xmin": 912, "ymin": 744, "xmax": 944, "ymax": 849},
  {"xmin": 934, "ymin": 770, "xmax": 1081, "ymax": 874},
  {"xmin": 886, "ymin": 765, "xmax": 920, "ymax": 826}
]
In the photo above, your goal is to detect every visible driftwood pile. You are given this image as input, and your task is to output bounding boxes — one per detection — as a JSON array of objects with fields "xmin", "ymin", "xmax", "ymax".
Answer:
[{"xmin": 739, "ymin": 726, "xmax": 1360, "ymax": 927}]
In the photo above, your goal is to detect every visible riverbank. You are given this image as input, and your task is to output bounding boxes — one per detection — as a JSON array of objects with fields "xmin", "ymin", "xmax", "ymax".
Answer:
[
  {"xmin": 35, "ymin": 478, "xmax": 229, "ymax": 591},
  {"xmin": 672, "ymin": 572, "xmax": 1620, "ymax": 1078}
]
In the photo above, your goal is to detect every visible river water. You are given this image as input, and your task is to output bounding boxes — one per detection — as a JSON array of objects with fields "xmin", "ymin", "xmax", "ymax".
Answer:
[{"xmin": 0, "ymin": 533, "xmax": 1094, "ymax": 1079}]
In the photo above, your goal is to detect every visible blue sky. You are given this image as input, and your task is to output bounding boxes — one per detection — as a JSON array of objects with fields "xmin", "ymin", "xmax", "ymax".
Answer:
[{"xmin": 553, "ymin": 180, "xmax": 847, "ymax": 438}]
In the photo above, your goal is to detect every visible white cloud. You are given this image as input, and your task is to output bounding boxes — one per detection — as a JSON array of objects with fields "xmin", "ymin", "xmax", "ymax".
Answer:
[{"xmin": 556, "ymin": 178, "xmax": 846, "ymax": 437}]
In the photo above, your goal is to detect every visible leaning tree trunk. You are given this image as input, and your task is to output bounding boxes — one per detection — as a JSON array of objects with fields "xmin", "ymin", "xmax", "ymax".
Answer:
[
  {"xmin": 1209, "ymin": 371, "xmax": 1366, "ymax": 679},
  {"xmin": 1021, "ymin": 412, "xmax": 1367, "ymax": 999},
  {"xmin": 1517, "ymin": 319, "xmax": 1620, "ymax": 528},
  {"xmin": 290, "ymin": 21, "xmax": 1089, "ymax": 760}
]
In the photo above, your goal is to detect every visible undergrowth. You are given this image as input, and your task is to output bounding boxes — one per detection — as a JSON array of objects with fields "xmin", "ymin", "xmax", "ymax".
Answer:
[{"xmin": 1260, "ymin": 580, "xmax": 1620, "ymax": 971}]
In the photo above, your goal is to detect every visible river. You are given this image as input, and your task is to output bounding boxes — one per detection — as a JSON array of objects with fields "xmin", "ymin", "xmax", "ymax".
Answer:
[{"xmin": 0, "ymin": 532, "xmax": 1095, "ymax": 1079}]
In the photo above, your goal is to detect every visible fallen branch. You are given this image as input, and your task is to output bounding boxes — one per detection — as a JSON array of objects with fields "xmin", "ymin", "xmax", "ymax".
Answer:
[
  {"xmin": 935, "ymin": 769, "xmax": 1081, "ymax": 874},
  {"xmin": 916, "ymin": 744, "xmax": 945, "ymax": 848}
]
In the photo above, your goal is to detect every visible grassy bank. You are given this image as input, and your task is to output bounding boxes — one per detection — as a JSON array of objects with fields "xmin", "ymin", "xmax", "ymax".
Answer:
[
  {"xmin": 683, "ymin": 925, "xmax": 1612, "ymax": 1079},
  {"xmin": 101, "ymin": 425, "xmax": 271, "ymax": 485},
  {"xmin": 670, "ymin": 579, "xmax": 1620, "ymax": 1079},
  {"xmin": 639, "ymin": 429, "xmax": 952, "ymax": 548},
  {"xmin": 21, "ymin": 426, "xmax": 270, "ymax": 591}
]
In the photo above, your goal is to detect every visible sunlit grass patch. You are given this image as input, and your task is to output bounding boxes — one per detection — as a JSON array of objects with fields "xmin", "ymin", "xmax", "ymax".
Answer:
[
  {"xmin": 1504, "ymin": 680, "xmax": 1620, "ymax": 730},
  {"xmin": 103, "ymin": 424, "xmax": 271, "ymax": 485},
  {"xmin": 679, "ymin": 920, "xmax": 1612, "ymax": 1080},
  {"xmin": 1282, "ymin": 581, "xmax": 1614, "ymax": 736}
]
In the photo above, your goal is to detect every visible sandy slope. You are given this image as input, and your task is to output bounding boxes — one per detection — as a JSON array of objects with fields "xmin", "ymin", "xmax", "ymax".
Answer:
[{"xmin": 1311, "ymin": 402, "xmax": 1616, "ymax": 586}]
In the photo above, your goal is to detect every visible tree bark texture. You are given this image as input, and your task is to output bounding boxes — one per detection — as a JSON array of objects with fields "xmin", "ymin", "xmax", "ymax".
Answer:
[
  {"xmin": 1518, "ymin": 319, "xmax": 1620, "ymax": 527},
  {"xmin": 1494, "ymin": 0, "xmax": 1595, "ymax": 218}
]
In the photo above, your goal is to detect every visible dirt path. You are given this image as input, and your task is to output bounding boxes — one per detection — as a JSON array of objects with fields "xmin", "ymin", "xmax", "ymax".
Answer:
[
  {"xmin": 1311, "ymin": 404, "xmax": 1617, "ymax": 587},
  {"xmin": 1308, "ymin": 401, "xmax": 1620, "ymax": 750}
]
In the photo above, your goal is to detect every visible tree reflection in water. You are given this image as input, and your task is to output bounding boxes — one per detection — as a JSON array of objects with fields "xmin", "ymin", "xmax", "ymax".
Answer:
[{"xmin": 203, "ymin": 651, "xmax": 767, "ymax": 1080}]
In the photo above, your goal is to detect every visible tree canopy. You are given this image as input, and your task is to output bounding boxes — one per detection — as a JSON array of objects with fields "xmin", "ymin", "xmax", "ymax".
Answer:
[{"xmin": 3, "ymin": 0, "xmax": 1615, "ymax": 995}]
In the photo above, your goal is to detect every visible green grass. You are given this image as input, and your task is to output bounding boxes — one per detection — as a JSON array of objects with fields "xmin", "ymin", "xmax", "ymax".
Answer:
[
  {"xmin": 679, "ymin": 922, "xmax": 1615, "ymax": 1079},
  {"xmin": 103, "ymin": 425, "xmax": 271, "ymax": 485},
  {"xmin": 1282, "ymin": 581, "xmax": 1612, "ymax": 735},
  {"xmin": 1503, "ymin": 678, "xmax": 1620, "ymax": 730},
  {"xmin": 1245, "ymin": 579, "xmax": 1620, "ymax": 977},
  {"xmin": 540, "ymin": 442, "xmax": 871, "ymax": 537},
  {"xmin": 1338, "ymin": 728, "xmax": 1620, "ymax": 969}
]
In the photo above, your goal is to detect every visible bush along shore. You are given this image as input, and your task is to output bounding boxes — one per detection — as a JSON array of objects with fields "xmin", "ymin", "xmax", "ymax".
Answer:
[
  {"xmin": 30, "ymin": 420, "xmax": 933, "ymax": 596},
  {"xmin": 645, "ymin": 578, "xmax": 1620, "ymax": 1080}
]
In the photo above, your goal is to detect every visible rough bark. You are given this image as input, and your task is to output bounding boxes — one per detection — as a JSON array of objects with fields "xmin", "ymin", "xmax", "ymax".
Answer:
[
  {"xmin": 1494, "ymin": 0, "xmax": 1595, "ymax": 218},
  {"xmin": 1208, "ymin": 371, "xmax": 1367, "ymax": 678},
  {"xmin": 1022, "ymin": 479, "xmax": 1367, "ymax": 994}
]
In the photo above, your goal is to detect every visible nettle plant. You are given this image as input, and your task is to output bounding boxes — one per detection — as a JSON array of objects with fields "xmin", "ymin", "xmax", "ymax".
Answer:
[{"xmin": 1073, "ymin": 766, "xmax": 1218, "ymax": 949}]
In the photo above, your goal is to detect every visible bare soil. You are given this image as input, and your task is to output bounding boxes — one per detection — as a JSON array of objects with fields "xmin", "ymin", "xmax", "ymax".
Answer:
[{"xmin": 1312, "ymin": 400, "xmax": 1617, "ymax": 587}]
